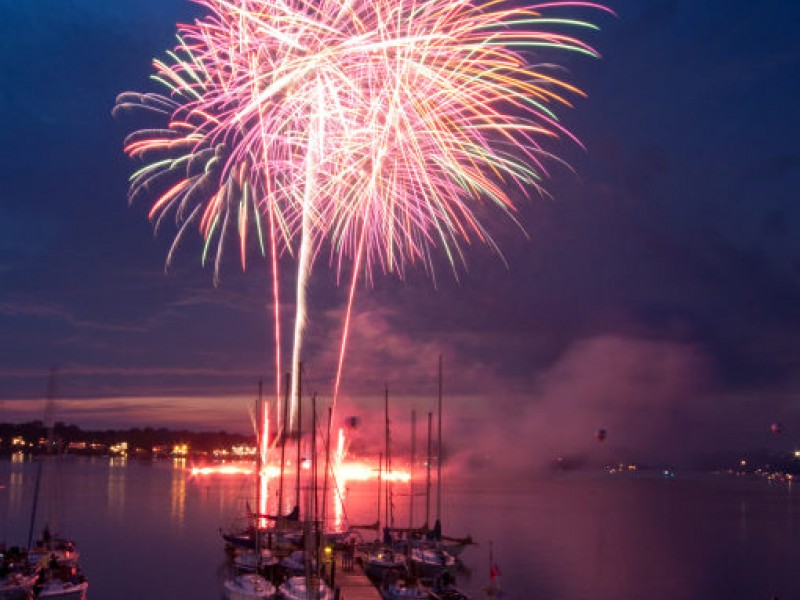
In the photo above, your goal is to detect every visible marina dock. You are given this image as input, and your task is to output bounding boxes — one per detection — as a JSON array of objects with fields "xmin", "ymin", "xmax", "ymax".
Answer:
[{"xmin": 331, "ymin": 552, "xmax": 382, "ymax": 600}]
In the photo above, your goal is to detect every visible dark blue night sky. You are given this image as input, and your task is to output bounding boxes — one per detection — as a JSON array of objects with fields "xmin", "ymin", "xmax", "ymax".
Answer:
[{"xmin": 1, "ymin": 1, "xmax": 799, "ymax": 467}]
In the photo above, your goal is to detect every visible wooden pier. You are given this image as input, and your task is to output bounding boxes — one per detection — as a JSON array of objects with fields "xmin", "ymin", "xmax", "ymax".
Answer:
[{"xmin": 330, "ymin": 552, "xmax": 382, "ymax": 600}]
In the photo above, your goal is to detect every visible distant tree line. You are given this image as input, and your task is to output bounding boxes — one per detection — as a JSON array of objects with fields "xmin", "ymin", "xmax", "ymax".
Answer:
[{"xmin": 0, "ymin": 421, "xmax": 254, "ymax": 455}]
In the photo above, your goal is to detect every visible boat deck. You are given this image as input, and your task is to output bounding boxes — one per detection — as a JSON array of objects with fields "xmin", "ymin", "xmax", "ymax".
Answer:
[{"xmin": 332, "ymin": 553, "xmax": 382, "ymax": 600}]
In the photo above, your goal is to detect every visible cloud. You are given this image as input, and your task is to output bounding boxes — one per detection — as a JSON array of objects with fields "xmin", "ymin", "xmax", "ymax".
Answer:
[
  {"xmin": 302, "ymin": 302, "xmax": 505, "ymax": 399},
  {"xmin": 442, "ymin": 334, "xmax": 720, "ymax": 474}
]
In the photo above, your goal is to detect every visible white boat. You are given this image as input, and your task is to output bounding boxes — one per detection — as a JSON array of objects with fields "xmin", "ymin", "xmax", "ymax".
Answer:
[
  {"xmin": 233, "ymin": 547, "xmax": 279, "ymax": 572},
  {"xmin": 223, "ymin": 574, "xmax": 276, "ymax": 600},
  {"xmin": 279, "ymin": 550, "xmax": 317, "ymax": 575},
  {"xmin": 278, "ymin": 575, "xmax": 333, "ymax": 600},
  {"xmin": 25, "ymin": 372, "xmax": 88, "ymax": 600},
  {"xmin": 36, "ymin": 577, "xmax": 88, "ymax": 600}
]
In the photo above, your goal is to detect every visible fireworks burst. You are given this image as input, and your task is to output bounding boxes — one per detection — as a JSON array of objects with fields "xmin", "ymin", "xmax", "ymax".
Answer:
[{"xmin": 115, "ymin": 0, "xmax": 611, "ymax": 430}]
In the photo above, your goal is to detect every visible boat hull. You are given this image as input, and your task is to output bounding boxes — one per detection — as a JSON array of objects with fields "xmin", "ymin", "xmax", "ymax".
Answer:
[
  {"xmin": 0, "ymin": 572, "xmax": 38, "ymax": 600},
  {"xmin": 233, "ymin": 548, "xmax": 279, "ymax": 572},
  {"xmin": 409, "ymin": 548, "xmax": 456, "ymax": 579},
  {"xmin": 381, "ymin": 582, "xmax": 429, "ymax": 600},
  {"xmin": 36, "ymin": 580, "xmax": 88, "ymax": 600},
  {"xmin": 0, "ymin": 584, "xmax": 33, "ymax": 600},
  {"xmin": 278, "ymin": 576, "xmax": 333, "ymax": 600},
  {"xmin": 223, "ymin": 574, "xmax": 276, "ymax": 600},
  {"xmin": 364, "ymin": 549, "xmax": 406, "ymax": 581}
]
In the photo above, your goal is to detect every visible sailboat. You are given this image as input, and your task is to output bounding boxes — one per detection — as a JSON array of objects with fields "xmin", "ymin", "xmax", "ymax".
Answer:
[
  {"xmin": 24, "ymin": 369, "xmax": 89, "ymax": 600},
  {"xmin": 278, "ymin": 575, "xmax": 333, "ymax": 600},
  {"xmin": 222, "ymin": 381, "xmax": 278, "ymax": 600},
  {"xmin": 0, "ymin": 545, "xmax": 39, "ymax": 600},
  {"xmin": 409, "ymin": 357, "xmax": 463, "ymax": 581},
  {"xmin": 279, "ymin": 392, "xmax": 336, "ymax": 600},
  {"xmin": 364, "ymin": 389, "xmax": 408, "ymax": 582},
  {"xmin": 35, "ymin": 576, "xmax": 89, "ymax": 600},
  {"xmin": 222, "ymin": 573, "xmax": 276, "ymax": 600},
  {"xmin": 379, "ymin": 572, "xmax": 429, "ymax": 600}
]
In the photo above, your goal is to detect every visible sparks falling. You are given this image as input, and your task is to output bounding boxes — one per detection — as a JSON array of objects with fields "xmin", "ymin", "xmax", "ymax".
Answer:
[
  {"xmin": 115, "ymin": 0, "xmax": 611, "ymax": 431},
  {"xmin": 190, "ymin": 427, "xmax": 410, "ymax": 530}
]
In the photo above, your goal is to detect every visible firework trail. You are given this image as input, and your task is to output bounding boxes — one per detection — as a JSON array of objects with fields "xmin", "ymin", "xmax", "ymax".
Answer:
[{"xmin": 115, "ymin": 0, "xmax": 611, "ymax": 431}]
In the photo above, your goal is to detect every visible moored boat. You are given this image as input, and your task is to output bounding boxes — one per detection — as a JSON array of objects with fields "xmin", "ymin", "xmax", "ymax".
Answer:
[
  {"xmin": 223, "ymin": 573, "xmax": 277, "ymax": 600},
  {"xmin": 278, "ymin": 575, "xmax": 333, "ymax": 600},
  {"xmin": 25, "ymin": 371, "xmax": 89, "ymax": 600},
  {"xmin": 381, "ymin": 578, "xmax": 430, "ymax": 600},
  {"xmin": 430, "ymin": 573, "xmax": 470, "ymax": 600},
  {"xmin": 35, "ymin": 576, "xmax": 88, "ymax": 600},
  {"xmin": 363, "ymin": 546, "xmax": 406, "ymax": 581},
  {"xmin": 28, "ymin": 531, "xmax": 80, "ymax": 569},
  {"xmin": 232, "ymin": 547, "xmax": 279, "ymax": 572},
  {"xmin": 279, "ymin": 549, "xmax": 317, "ymax": 575},
  {"xmin": 0, "ymin": 572, "xmax": 38, "ymax": 600},
  {"xmin": 409, "ymin": 547, "xmax": 456, "ymax": 579},
  {"xmin": 0, "ymin": 547, "xmax": 38, "ymax": 600}
]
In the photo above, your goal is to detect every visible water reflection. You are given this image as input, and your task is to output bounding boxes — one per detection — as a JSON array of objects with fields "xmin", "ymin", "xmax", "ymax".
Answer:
[
  {"xmin": 9, "ymin": 472, "xmax": 24, "ymax": 513},
  {"xmin": 107, "ymin": 456, "xmax": 127, "ymax": 517},
  {"xmin": 2, "ymin": 457, "xmax": 800, "ymax": 600},
  {"xmin": 171, "ymin": 457, "xmax": 187, "ymax": 528},
  {"xmin": 8, "ymin": 453, "xmax": 27, "ymax": 513}
]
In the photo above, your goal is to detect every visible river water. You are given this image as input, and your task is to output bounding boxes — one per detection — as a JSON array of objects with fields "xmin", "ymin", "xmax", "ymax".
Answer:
[{"xmin": 1, "ymin": 455, "xmax": 799, "ymax": 599}]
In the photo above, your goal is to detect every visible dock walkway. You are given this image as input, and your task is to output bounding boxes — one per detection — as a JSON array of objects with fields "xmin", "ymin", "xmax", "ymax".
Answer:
[{"xmin": 332, "ymin": 553, "xmax": 382, "ymax": 600}]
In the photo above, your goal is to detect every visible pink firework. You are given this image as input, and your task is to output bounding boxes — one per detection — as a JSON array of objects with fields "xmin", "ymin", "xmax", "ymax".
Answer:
[{"xmin": 115, "ymin": 0, "xmax": 612, "ymax": 428}]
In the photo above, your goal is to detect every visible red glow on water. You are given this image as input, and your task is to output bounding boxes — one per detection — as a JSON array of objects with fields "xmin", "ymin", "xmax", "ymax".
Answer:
[
  {"xmin": 189, "ymin": 457, "xmax": 408, "ymax": 482},
  {"xmin": 190, "ymin": 429, "xmax": 409, "ymax": 483},
  {"xmin": 190, "ymin": 464, "xmax": 256, "ymax": 476}
]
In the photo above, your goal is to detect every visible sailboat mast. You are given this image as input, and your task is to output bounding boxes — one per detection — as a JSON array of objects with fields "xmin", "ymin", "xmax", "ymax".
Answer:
[
  {"xmin": 377, "ymin": 452, "xmax": 383, "ymax": 540},
  {"xmin": 425, "ymin": 411, "xmax": 432, "ymax": 531},
  {"xmin": 255, "ymin": 380, "xmax": 263, "ymax": 562},
  {"xmin": 278, "ymin": 372, "xmax": 289, "ymax": 515},
  {"xmin": 256, "ymin": 379, "xmax": 263, "ymax": 523},
  {"xmin": 384, "ymin": 385, "xmax": 391, "ymax": 533},
  {"xmin": 311, "ymin": 393, "xmax": 319, "ymax": 580},
  {"xmin": 311, "ymin": 393, "xmax": 318, "ymax": 530},
  {"xmin": 295, "ymin": 362, "xmax": 303, "ymax": 513},
  {"xmin": 409, "ymin": 409, "xmax": 416, "ymax": 531},
  {"xmin": 44, "ymin": 367, "xmax": 57, "ymax": 449},
  {"xmin": 321, "ymin": 406, "xmax": 332, "ymax": 538},
  {"xmin": 27, "ymin": 462, "xmax": 43, "ymax": 550},
  {"xmin": 436, "ymin": 354, "xmax": 443, "ymax": 524},
  {"xmin": 28, "ymin": 367, "xmax": 58, "ymax": 549},
  {"xmin": 303, "ymin": 394, "xmax": 315, "ymax": 589}
]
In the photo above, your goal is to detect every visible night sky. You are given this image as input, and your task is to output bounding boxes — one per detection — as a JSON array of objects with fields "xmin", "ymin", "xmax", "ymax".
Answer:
[{"xmin": 2, "ymin": 1, "xmax": 799, "ymax": 469}]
